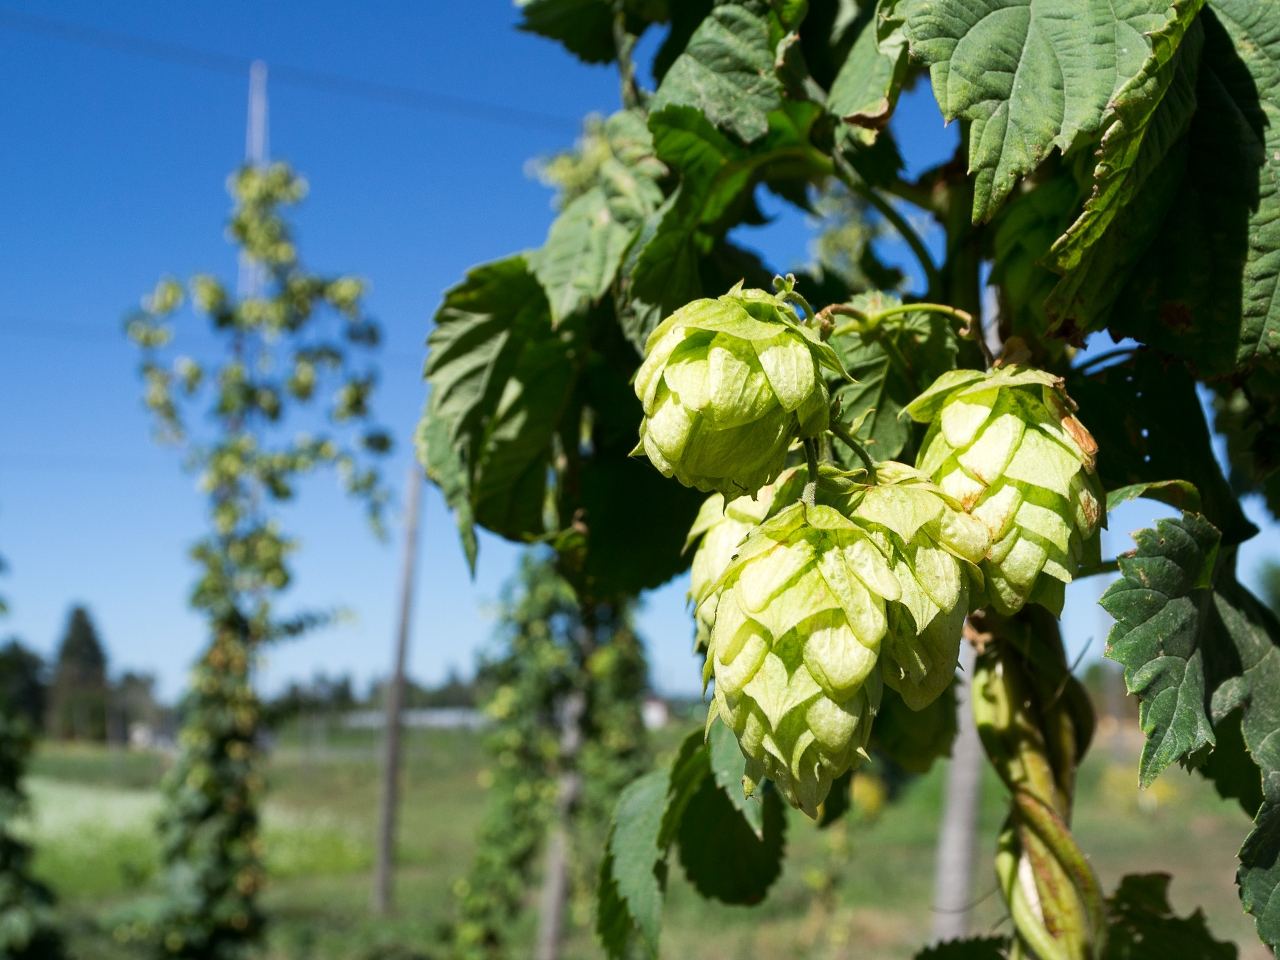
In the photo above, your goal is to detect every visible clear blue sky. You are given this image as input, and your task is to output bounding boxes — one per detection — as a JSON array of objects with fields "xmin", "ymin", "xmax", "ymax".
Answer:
[{"xmin": 0, "ymin": 1, "xmax": 1274, "ymax": 702}]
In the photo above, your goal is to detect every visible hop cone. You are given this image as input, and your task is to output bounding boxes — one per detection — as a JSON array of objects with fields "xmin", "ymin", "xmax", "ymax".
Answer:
[
  {"xmin": 848, "ymin": 462, "xmax": 990, "ymax": 709},
  {"xmin": 685, "ymin": 468, "xmax": 806, "ymax": 653},
  {"xmin": 634, "ymin": 284, "xmax": 846, "ymax": 497},
  {"xmin": 705, "ymin": 500, "xmax": 900, "ymax": 817},
  {"xmin": 906, "ymin": 364, "xmax": 1103, "ymax": 616}
]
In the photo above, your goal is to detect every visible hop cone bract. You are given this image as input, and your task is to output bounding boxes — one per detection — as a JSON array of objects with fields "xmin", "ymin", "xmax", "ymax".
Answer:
[
  {"xmin": 706, "ymin": 500, "xmax": 900, "ymax": 817},
  {"xmin": 849, "ymin": 462, "xmax": 990, "ymax": 708},
  {"xmin": 634, "ymin": 285, "xmax": 846, "ymax": 497},
  {"xmin": 686, "ymin": 468, "xmax": 806, "ymax": 653},
  {"xmin": 906, "ymin": 364, "xmax": 1103, "ymax": 616}
]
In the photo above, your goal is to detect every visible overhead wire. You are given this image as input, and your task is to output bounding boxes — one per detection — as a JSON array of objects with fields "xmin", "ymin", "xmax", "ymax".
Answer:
[{"xmin": 0, "ymin": 7, "xmax": 580, "ymax": 135}]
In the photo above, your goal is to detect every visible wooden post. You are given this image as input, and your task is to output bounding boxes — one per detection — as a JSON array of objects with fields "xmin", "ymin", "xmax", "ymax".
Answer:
[{"xmin": 372, "ymin": 464, "xmax": 424, "ymax": 917}]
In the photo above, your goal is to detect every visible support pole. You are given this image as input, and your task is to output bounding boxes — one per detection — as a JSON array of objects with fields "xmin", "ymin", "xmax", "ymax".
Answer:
[
  {"xmin": 372, "ymin": 464, "xmax": 424, "ymax": 917},
  {"xmin": 930, "ymin": 638, "xmax": 983, "ymax": 943}
]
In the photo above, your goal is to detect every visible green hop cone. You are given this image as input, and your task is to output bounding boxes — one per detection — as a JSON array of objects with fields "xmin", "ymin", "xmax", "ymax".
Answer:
[
  {"xmin": 634, "ymin": 284, "xmax": 847, "ymax": 497},
  {"xmin": 685, "ymin": 468, "xmax": 807, "ymax": 653},
  {"xmin": 704, "ymin": 499, "xmax": 900, "ymax": 817},
  {"xmin": 848, "ymin": 462, "xmax": 990, "ymax": 709},
  {"xmin": 905, "ymin": 360, "xmax": 1104, "ymax": 616}
]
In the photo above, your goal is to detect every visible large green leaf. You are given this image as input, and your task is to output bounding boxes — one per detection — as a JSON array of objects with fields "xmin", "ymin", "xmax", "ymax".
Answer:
[
  {"xmin": 598, "ymin": 724, "xmax": 788, "ymax": 957},
  {"xmin": 827, "ymin": 0, "xmax": 908, "ymax": 139},
  {"xmin": 470, "ymin": 331, "xmax": 578, "ymax": 539},
  {"xmin": 676, "ymin": 779, "xmax": 785, "ymax": 903},
  {"xmin": 1101, "ymin": 507, "xmax": 1280, "ymax": 948},
  {"xmin": 421, "ymin": 257, "xmax": 581, "ymax": 545},
  {"xmin": 1104, "ymin": 874, "xmax": 1238, "ymax": 959},
  {"xmin": 901, "ymin": 0, "xmax": 1174, "ymax": 222},
  {"xmin": 1100, "ymin": 512, "xmax": 1221, "ymax": 787},
  {"xmin": 649, "ymin": 4, "xmax": 782, "ymax": 144},
  {"xmin": 1046, "ymin": 0, "xmax": 1206, "ymax": 273},
  {"xmin": 1093, "ymin": 2, "xmax": 1280, "ymax": 378},
  {"xmin": 598, "ymin": 732, "xmax": 707, "ymax": 958},
  {"xmin": 422, "ymin": 257, "xmax": 549, "ymax": 456}
]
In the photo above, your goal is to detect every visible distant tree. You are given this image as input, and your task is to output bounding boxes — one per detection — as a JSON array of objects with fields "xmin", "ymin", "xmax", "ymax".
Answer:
[
  {"xmin": 113, "ymin": 672, "xmax": 162, "ymax": 742},
  {"xmin": 46, "ymin": 606, "xmax": 107, "ymax": 741},
  {"xmin": 0, "ymin": 639, "xmax": 47, "ymax": 730},
  {"xmin": 263, "ymin": 672, "xmax": 358, "ymax": 728}
]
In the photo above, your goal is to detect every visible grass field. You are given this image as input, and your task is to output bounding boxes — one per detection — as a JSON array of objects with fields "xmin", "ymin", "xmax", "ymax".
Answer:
[{"xmin": 22, "ymin": 723, "xmax": 1265, "ymax": 960}]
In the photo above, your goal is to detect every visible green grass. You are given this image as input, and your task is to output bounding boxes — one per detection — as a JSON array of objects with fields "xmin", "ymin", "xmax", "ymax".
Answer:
[{"xmin": 22, "ymin": 727, "xmax": 1268, "ymax": 960}]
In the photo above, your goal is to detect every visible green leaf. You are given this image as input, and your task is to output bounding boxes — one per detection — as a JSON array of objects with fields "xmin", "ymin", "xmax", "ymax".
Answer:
[
  {"xmin": 532, "ymin": 187, "xmax": 638, "ymax": 325},
  {"xmin": 531, "ymin": 111, "xmax": 667, "ymax": 326},
  {"xmin": 516, "ymin": 0, "xmax": 669, "ymax": 64},
  {"xmin": 915, "ymin": 937, "xmax": 1009, "ymax": 960},
  {"xmin": 990, "ymin": 169, "xmax": 1082, "ymax": 343},
  {"xmin": 470, "ymin": 328, "xmax": 578, "ymax": 539},
  {"xmin": 829, "ymin": 292, "xmax": 959, "ymax": 465},
  {"xmin": 1099, "ymin": 505, "xmax": 1280, "ymax": 948},
  {"xmin": 622, "ymin": 103, "xmax": 831, "ymax": 347},
  {"xmin": 676, "ymin": 779, "xmax": 786, "ymax": 903},
  {"xmin": 414, "ymin": 404, "xmax": 477, "ymax": 572},
  {"xmin": 599, "ymin": 731, "xmax": 710, "ymax": 958},
  {"xmin": 1067, "ymin": 353, "xmax": 1257, "ymax": 547},
  {"xmin": 1105, "ymin": 480, "xmax": 1202, "ymax": 515},
  {"xmin": 1087, "ymin": 3, "xmax": 1280, "ymax": 378},
  {"xmin": 1103, "ymin": 873, "xmax": 1237, "ymax": 960},
  {"xmin": 422, "ymin": 256, "xmax": 549, "ymax": 455},
  {"xmin": 1100, "ymin": 512, "xmax": 1221, "ymax": 787},
  {"xmin": 601, "ymin": 769, "xmax": 670, "ymax": 957},
  {"xmin": 901, "ymin": 0, "xmax": 1175, "ymax": 222},
  {"xmin": 828, "ymin": 0, "xmax": 909, "ymax": 139},
  {"xmin": 421, "ymin": 256, "xmax": 582, "ymax": 545},
  {"xmin": 708, "ymin": 718, "xmax": 762, "ymax": 835},
  {"xmin": 650, "ymin": 4, "xmax": 782, "ymax": 144},
  {"xmin": 1046, "ymin": 1, "xmax": 1206, "ymax": 273}
]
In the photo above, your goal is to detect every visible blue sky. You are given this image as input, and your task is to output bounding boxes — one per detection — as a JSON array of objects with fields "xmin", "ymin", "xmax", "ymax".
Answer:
[{"xmin": 0, "ymin": 1, "xmax": 1273, "ymax": 702}]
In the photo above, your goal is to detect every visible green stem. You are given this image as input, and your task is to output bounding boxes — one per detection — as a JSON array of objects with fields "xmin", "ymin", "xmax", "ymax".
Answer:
[
  {"xmin": 828, "ymin": 423, "xmax": 876, "ymax": 482},
  {"xmin": 830, "ymin": 303, "xmax": 974, "ymax": 339},
  {"xmin": 833, "ymin": 151, "xmax": 941, "ymax": 297},
  {"xmin": 803, "ymin": 439, "xmax": 820, "ymax": 508}
]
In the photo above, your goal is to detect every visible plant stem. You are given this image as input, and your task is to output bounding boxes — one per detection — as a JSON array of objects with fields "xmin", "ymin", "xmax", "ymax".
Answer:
[
  {"xmin": 828, "ymin": 422, "xmax": 877, "ymax": 482},
  {"xmin": 833, "ymin": 151, "xmax": 941, "ymax": 298},
  {"xmin": 830, "ymin": 303, "xmax": 975, "ymax": 339},
  {"xmin": 803, "ymin": 439, "xmax": 820, "ymax": 508}
]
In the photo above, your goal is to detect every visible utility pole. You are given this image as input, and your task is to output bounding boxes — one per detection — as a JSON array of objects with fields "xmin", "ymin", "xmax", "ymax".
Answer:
[
  {"xmin": 238, "ymin": 60, "xmax": 269, "ymax": 299},
  {"xmin": 372, "ymin": 464, "xmax": 425, "ymax": 916}
]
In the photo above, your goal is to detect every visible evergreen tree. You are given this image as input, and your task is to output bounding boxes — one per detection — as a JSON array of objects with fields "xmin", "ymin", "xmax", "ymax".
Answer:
[{"xmin": 46, "ymin": 606, "xmax": 107, "ymax": 741}]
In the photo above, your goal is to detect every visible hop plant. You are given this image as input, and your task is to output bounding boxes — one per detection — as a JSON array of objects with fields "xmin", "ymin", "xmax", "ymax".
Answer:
[
  {"xmin": 905, "ymin": 359, "xmax": 1103, "ymax": 616},
  {"xmin": 634, "ymin": 284, "xmax": 846, "ymax": 497},
  {"xmin": 850, "ymin": 462, "xmax": 991, "ymax": 708},
  {"xmin": 685, "ymin": 468, "xmax": 807, "ymax": 653}
]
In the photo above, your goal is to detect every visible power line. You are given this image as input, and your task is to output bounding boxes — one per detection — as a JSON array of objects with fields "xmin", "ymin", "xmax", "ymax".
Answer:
[{"xmin": 0, "ymin": 7, "xmax": 580, "ymax": 135}]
